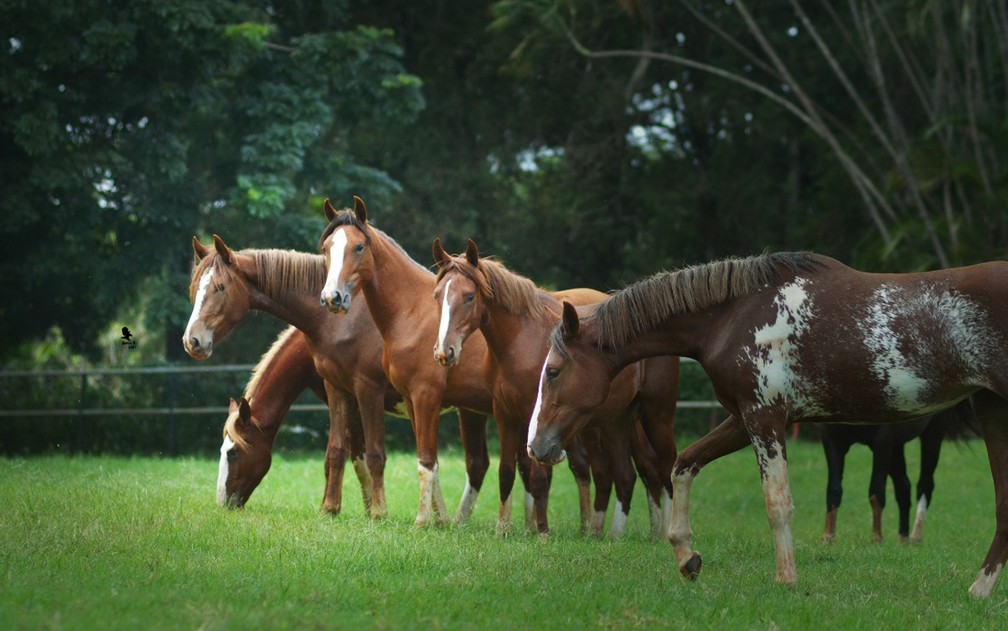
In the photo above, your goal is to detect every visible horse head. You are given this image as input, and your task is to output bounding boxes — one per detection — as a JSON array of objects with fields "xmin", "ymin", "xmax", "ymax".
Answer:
[
  {"xmin": 183, "ymin": 235, "xmax": 251, "ymax": 359},
  {"xmin": 431, "ymin": 238, "xmax": 486, "ymax": 367},
  {"xmin": 217, "ymin": 397, "xmax": 273, "ymax": 508},
  {"xmin": 319, "ymin": 196, "xmax": 371, "ymax": 314},
  {"xmin": 527, "ymin": 301, "xmax": 617, "ymax": 465}
]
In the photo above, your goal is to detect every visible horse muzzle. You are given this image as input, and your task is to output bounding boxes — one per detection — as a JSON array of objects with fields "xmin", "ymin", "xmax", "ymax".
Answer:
[
  {"xmin": 183, "ymin": 335, "xmax": 212, "ymax": 360},
  {"xmin": 527, "ymin": 441, "xmax": 567, "ymax": 466},
  {"xmin": 433, "ymin": 344, "xmax": 458, "ymax": 367},
  {"xmin": 320, "ymin": 289, "xmax": 351, "ymax": 314}
]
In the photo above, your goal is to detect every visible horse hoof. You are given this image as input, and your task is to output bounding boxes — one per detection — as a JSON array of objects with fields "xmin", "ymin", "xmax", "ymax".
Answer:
[
  {"xmin": 321, "ymin": 504, "xmax": 341, "ymax": 517},
  {"xmin": 821, "ymin": 533, "xmax": 835, "ymax": 543},
  {"xmin": 680, "ymin": 553, "xmax": 702, "ymax": 580}
]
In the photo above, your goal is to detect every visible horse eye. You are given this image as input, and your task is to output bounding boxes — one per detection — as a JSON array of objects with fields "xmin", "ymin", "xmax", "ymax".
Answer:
[
  {"xmin": 546, "ymin": 367, "xmax": 560, "ymax": 381},
  {"xmin": 216, "ymin": 283, "xmax": 225, "ymax": 292},
  {"xmin": 355, "ymin": 243, "xmax": 365, "ymax": 254},
  {"xmin": 226, "ymin": 449, "xmax": 238, "ymax": 461},
  {"xmin": 464, "ymin": 293, "xmax": 475, "ymax": 303}
]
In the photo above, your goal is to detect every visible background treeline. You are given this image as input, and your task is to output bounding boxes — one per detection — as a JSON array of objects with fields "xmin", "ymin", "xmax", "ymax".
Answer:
[{"xmin": 2, "ymin": 0, "xmax": 1005, "ymax": 454}]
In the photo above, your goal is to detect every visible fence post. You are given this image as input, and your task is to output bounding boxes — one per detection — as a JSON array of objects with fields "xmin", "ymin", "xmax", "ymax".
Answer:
[{"xmin": 76, "ymin": 373, "xmax": 87, "ymax": 453}]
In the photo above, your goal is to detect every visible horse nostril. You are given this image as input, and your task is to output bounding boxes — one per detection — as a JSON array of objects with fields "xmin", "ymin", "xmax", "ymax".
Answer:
[
  {"xmin": 189, "ymin": 337, "xmax": 200, "ymax": 349},
  {"xmin": 447, "ymin": 347, "xmax": 456, "ymax": 362}
]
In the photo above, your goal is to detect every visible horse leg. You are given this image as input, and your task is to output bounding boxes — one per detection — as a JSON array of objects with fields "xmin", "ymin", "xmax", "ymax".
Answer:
[
  {"xmin": 636, "ymin": 355, "xmax": 680, "ymax": 535},
  {"xmin": 867, "ymin": 430, "xmax": 893, "ymax": 544},
  {"xmin": 821, "ymin": 427, "xmax": 849, "ymax": 542},
  {"xmin": 911, "ymin": 415, "xmax": 947, "ymax": 543},
  {"xmin": 321, "ymin": 382, "xmax": 352, "ymax": 516},
  {"xmin": 603, "ymin": 421, "xmax": 637, "ymax": 538},
  {"xmin": 889, "ymin": 443, "xmax": 912, "ymax": 542},
  {"xmin": 410, "ymin": 395, "xmax": 448, "ymax": 527},
  {"xmin": 495, "ymin": 412, "xmax": 522, "ymax": 535},
  {"xmin": 580, "ymin": 428, "xmax": 611, "ymax": 536},
  {"xmin": 455, "ymin": 409, "xmax": 489, "ymax": 525},
  {"xmin": 565, "ymin": 437, "xmax": 594, "ymax": 533},
  {"xmin": 968, "ymin": 390, "xmax": 1008, "ymax": 598},
  {"xmin": 744, "ymin": 415, "xmax": 798, "ymax": 586},
  {"xmin": 668, "ymin": 414, "xmax": 752, "ymax": 580},
  {"xmin": 345, "ymin": 395, "xmax": 372, "ymax": 513},
  {"xmin": 630, "ymin": 421, "xmax": 665, "ymax": 538},
  {"xmin": 529, "ymin": 459, "xmax": 553, "ymax": 536},
  {"xmin": 355, "ymin": 386, "xmax": 388, "ymax": 520}
]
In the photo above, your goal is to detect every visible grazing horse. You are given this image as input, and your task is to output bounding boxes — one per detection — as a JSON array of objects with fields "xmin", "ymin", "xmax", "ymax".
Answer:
[
  {"xmin": 431, "ymin": 238, "xmax": 680, "ymax": 537},
  {"xmin": 526, "ymin": 251, "xmax": 1008, "ymax": 598},
  {"xmin": 217, "ymin": 326, "xmax": 326, "ymax": 508},
  {"xmin": 184, "ymin": 235, "xmax": 491, "ymax": 521},
  {"xmin": 318, "ymin": 197, "xmax": 595, "ymax": 532},
  {"xmin": 821, "ymin": 399, "xmax": 975, "ymax": 543}
]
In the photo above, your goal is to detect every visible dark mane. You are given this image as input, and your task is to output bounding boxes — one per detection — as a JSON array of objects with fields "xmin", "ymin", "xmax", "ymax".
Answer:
[
  {"xmin": 436, "ymin": 256, "xmax": 547, "ymax": 317},
  {"xmin": 550, "ymin": 251, "xmax": 822, "ymax": 355}
]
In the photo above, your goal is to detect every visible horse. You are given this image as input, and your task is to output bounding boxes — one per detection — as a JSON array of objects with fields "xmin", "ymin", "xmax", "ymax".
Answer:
[
  {"xmin": 184, "ymin": 234, "xmax": 492, "ymax": 521},
  {"xmin": 821, "ymin": 399, "xmax": 975, "ymax": 543},
  {"xmin": 526, "ymin": 250, "xmax": 1008, "ymax": 598},
  {"xmin": 432, "ymin": 238, "xmax": 681, "ymax": 537},
  {"xmin": 318, "ymin": 197, "xmax": 594, "ymax": 533},
  {"xmin": 217, "ymin": 326, "xmax": 326, "ymax": 508}
]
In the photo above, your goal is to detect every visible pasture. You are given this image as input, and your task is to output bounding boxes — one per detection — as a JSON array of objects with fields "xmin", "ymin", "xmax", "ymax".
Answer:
[{"xmin": 2, "ymin": 438, "xmax": 1006, "ymax": 630}]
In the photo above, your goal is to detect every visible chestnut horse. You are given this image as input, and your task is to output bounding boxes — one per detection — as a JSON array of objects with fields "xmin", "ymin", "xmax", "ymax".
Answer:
[
  {"xmin": 217, "ymin": 326, "xmax": 326, "ymax": 508},
  {"xmin": 821, "ymin": 399, "xmax": 975, "ymax": 543},
  {"xmin": 319, "ymin": 197, "xmax": 596, "ymax": 533},
  {"xmin": 432, "ymin": 238, "xmax": 680, "ymax": 537},
  {"xmin": 185, "ymin": 235, "xmax": 491, "ymax": 521},
  {"xmin": 527, "ymin": 251, "xmax": 1008, "ymax": 598}
]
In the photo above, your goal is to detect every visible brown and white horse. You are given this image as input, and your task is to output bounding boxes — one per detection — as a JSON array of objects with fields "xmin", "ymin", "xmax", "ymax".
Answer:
[
  {"xmin": 432, "ymin": 238, "xmax": 680, "ymax": 537},
  {"xmin": 185, "ymin": 235, "xmax": 491, "ymax": 521},
  {"xmin": 527, "ymin": 251, "xmax": 1008, "ymax": 598}
]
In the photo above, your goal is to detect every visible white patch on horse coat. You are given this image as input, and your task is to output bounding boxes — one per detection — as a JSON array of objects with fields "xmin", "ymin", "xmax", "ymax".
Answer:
[
  {"xmin": 216, "ymin": 433, "xmax": 235, "ymax": 505},
  {"xmin": 185, "ymin": 266, "xmax": 215, "ymax": 340},
  {"xmin": 910, "ymin": 494, "xmax": 928, "ymax": 540},
  {"xmin": 527, "ymin": 359, "xmax": 549, "ymax": 451},
  {"xmin": 609, "ymin": 499, "xmax": 628, "ymax": 538},
  {"xmin": 752, "ymin": 435, "xmax": 796, "ymax": 583},
  {"xmin": 436, "ymin": 279, "xmax": 454, "ymax": 354},
  {"xmin": 746, "ymin": 278, "xmax": 823, "ymax": 414},
  {"xmin": 859, "ymin": 284, "xmax": 992, "ymax": 413},
  {"xmin": 524, "ymin": 492, "xmax": 536, "ymax": 530},
  {"xmin": 416, "ymin": 461, "xmax": 439, "ymax": 525},
  {"xmin": 322, "ymin": 228, "xmax": 348, "ymax": 297},
  {"xmin": 456, "ymin": 475, "xmax": 478, "ymax": 523}
]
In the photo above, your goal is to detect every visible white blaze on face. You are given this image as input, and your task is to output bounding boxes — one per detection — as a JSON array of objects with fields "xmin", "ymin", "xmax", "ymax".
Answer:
[
  {"xmin": 216, "ymin": 433, "xmax": 236, "ymax": 505},
  {"xmin": 527, "ymin": 358, "xmax": 550, "ymax": 450},
  {"xmin": 436, "ymin": 279, "xmax": 454, "ymax": 353},
  {"xmin": 747, "ymin": 278, "xmax": 821, "ymax": 413},
  {"xmin": 322, "ymin": 228, "xmax": 348, "ymax": 297},
  {"xmin": 184, "ymin": 266, "xmax": 215, "ymax": 341}
]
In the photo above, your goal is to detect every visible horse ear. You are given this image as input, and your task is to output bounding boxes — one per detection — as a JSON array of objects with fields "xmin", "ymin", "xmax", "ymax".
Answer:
[
  {"xmin": 238, "ymin": 397, "xmax": 252, "ymax": 424},
  {"xmin": 432, "ymin": 237, "xmax": 449, "ymax": 270},
  {"xmin": 561, "ymin": 301, "xmax": 581, "ymax": 339},
  {"xmin": 352, "ymin": 195, "xmax": 368, "ymax": 224},
  {"xmin": 465, "ymin": 239, "xmax": 480, "ymax": 267},
  {"xmin": 193, "ymin": 236, "xmax": 211, "ymax": 261},
  {"xmin": 212, "ymin": 234, "xmax": 233, "ymax": 265},
  {"xmin": 323, "ymin": 198, "xmax": 338, "ymax": 222},
  {"xmin": 228, "ymin": 397, "xmax": 239, "ymax": 414}
]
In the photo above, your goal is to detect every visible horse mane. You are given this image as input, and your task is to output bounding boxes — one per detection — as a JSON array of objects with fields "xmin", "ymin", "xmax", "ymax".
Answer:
[
  {"xmin": 553, "ymin": 251, "xmax": 822, "ymax": 354},
  {"xmin": 436, "ymin": 256, "xmax": 548, "ymax": 317},
  {"xmin": 189, "ymin": 249, "xmax": 326, "ymax": 300},
  {"xmin": 244, "ymin": 325, "xmax": 299, "ymax": 399}
]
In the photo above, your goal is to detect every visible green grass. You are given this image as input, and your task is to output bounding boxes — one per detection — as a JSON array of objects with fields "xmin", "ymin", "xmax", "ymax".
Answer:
[{"xmin": 2, "ymin": 438, "xmax": 1007, "ymax": 630}]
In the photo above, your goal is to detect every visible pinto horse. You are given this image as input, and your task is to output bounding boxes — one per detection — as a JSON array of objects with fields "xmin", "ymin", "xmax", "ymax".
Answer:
[
  {"xmin": 821, "ymin": 399, "xmax": 975, "ymax": 543},
  {"xmin": 184, "ymin": 235, "xmax": 491, "ymax": 521},
  {"xmin": 526, "ymin": 251, "xmax": 1008, "ymax": 598},
  {"xmin": 319, "ymin": 197, "xmax": 597, "ymax": 533},
  {"xmin": 432, "ymin": 238, "xmax": 680, "ymax": 537}
]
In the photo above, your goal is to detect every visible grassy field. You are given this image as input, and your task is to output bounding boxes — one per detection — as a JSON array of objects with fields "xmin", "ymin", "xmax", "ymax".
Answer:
[{"xmin": 2, "ymin": 437, "xmax": 1007, "ymax": 630}]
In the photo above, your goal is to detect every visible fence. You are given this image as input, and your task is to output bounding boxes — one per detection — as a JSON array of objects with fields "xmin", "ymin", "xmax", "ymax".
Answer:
[{"xmin": 0, "ymin": 361, "xmax": 725, "ymax": 456}]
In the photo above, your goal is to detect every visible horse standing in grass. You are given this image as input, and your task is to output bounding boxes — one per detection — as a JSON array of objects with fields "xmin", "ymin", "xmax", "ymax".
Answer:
[
  {"xmin": 432, "ymin": 238, "xmax": 680, "ymax": 536},
  {"xmin": 527, "ymin": 251, "xmax": 1008, "ymax": 598},
  {"xmin": 185, "ymin": 235, "xmax": 491, "ymax": 521},
  {"xmin": 319, "ymin": 198, "xmax": 595, "ymax": 533},
  {"xmin": 820, "ymin": 399, "xmax": 975, "ymax": 543}
]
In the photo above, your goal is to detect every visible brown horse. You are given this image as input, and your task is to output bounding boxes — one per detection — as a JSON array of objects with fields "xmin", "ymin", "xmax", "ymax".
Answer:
[
  {"xmin": 217, "ymin": 326, "xmax": 326, "ymax": 508},
  {"xmin": 184, "ymin": 235, "xmax": 491, "ymax": 521},
  {"xmin": 432, "ymin": 238, "xmax": 680, "ymax": 537},
  {"xmin": 319, "ymin": 198, "xmax": 597, "ymax": 532},
  {"xmin": 526, "ymin": 251, "xmax": 1008, "ymax": 598}
]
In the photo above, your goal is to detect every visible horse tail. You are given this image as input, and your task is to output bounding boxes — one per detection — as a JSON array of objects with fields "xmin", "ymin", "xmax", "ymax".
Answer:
[{"xmin": 928, "ymin": 398, "xmax": 980, "ymax": 444}]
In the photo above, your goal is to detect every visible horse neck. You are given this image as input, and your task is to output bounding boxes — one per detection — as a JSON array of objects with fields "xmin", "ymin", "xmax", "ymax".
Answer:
[
  {"xmin": 480, "ymin": 291, "xmax": 554, "ymax": 361},
  {"xmin": 239, "ymin": 252, "xmax": 328, "ymax": 337},
  {"xmin": 600, "ymin": 307, "xmax": 712, "ymax": 368},
  {"xmin": 245, "ymin": 337, "xmax": 319, "ymax": 436},
  {"xmin": 360, "ymin": 234, "xmax": 434, "ymax": 333}
]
